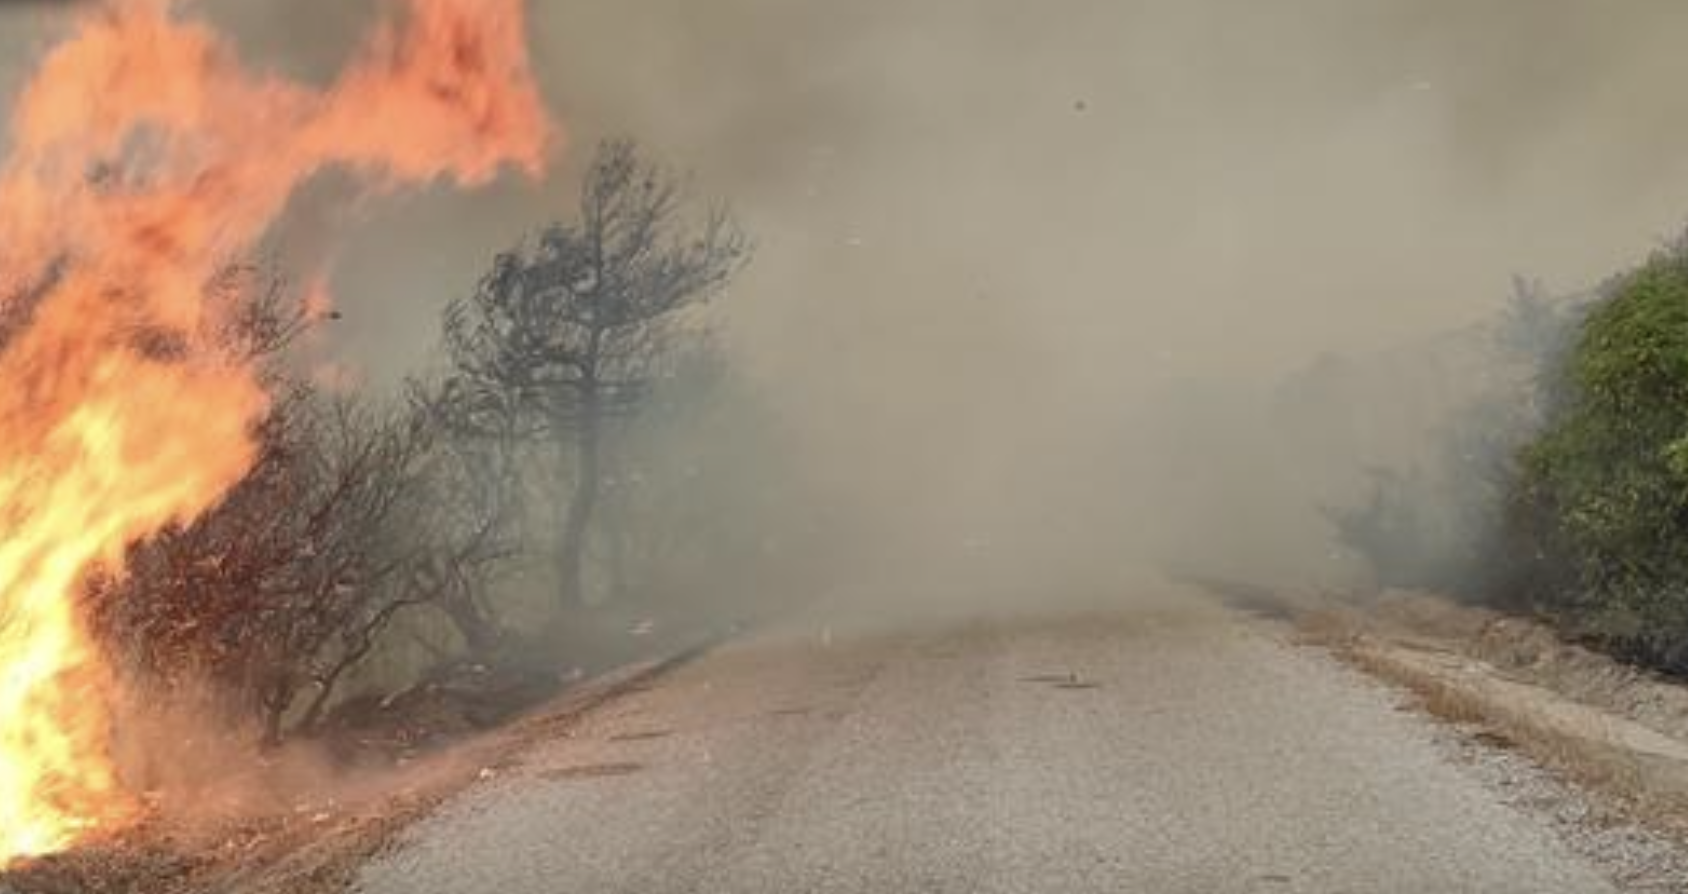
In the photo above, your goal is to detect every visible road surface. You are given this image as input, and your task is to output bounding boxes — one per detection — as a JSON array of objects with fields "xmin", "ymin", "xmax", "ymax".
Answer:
[{"xmin": 356, "ymin": 597, "xmax": 1619, "ymax": 893}]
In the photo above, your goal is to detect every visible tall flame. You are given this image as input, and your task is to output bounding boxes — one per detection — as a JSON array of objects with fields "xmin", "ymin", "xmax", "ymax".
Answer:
[{"xmin": 0, "ymin": 0, "xmax": 549, "ymax": 863}]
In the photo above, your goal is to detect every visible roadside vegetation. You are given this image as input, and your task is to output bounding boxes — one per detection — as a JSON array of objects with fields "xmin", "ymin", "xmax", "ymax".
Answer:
[
  {"xmin": 1507, "ymin": 240, "xmax": 1688, "ymax": 673},
  {"xmin": 1329, "ymin": 234, "xmax": 1688, "ymax": 677},
  {"xmin": 85, "ymin": 140, "xmax": 793, "ymax": 756}
]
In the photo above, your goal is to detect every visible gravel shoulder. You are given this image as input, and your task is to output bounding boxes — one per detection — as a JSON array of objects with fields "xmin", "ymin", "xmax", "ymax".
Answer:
[{"xmin": 1285, "ymin": 591, "xmax": 1688, "ymax": 892}]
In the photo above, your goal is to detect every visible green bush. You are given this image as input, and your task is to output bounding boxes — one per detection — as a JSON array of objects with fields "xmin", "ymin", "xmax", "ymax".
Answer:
[{"xmin": 1512, "ymin": 247, "xmax": 1688, "ymax": 670}]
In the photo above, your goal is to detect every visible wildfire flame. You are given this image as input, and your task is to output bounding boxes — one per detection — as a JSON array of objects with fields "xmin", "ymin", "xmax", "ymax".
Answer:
[{"xmin": 0, "ymin": 0, "xmax": 549, "ymax": 863}]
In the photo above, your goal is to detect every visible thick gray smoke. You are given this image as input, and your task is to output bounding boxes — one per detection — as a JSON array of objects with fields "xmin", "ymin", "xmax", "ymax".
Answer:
[{"xmin": 5, "ymin": 0, "xmax": 1688, "ymax": 612}]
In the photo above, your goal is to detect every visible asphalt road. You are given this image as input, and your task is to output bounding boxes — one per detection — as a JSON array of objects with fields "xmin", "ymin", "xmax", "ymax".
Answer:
[{"xmin": 356, "ymin": 598, "xmax": 1619, "ymax": 894}]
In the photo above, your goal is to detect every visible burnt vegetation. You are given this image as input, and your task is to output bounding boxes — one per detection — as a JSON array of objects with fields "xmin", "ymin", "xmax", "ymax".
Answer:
[
  {"xmin": 439, "ymin": 139, "xmax": 748, "ymax": 616},
  {"xmin": 88, "ymin": 140, "xmax": 774, "ymax": 751}
]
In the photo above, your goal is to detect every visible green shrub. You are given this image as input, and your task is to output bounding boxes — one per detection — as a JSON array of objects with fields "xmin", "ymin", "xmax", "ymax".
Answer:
[{"xmin": 1512, "ymin": 247, "xmax": 1688, "ymax": 670}]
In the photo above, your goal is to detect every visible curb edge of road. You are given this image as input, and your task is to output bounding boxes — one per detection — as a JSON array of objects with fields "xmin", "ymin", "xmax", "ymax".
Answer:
[
  {"xmin": 332, "ymin": 629, "xmax": 736, "ymax": 894},
  {"xmin": 500, "ymin": 628, "xmax": 731, "ymax": 754}
]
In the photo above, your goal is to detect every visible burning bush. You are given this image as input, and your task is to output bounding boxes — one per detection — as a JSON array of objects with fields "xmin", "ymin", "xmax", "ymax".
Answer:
[
  {"xmin": 0, "ymin": 0, "xmax": 774, "ymax": 868},
  {"xmin": 0, "ymin": 0, "xmax": 548, "ymax": 861},
  {"xmin": 93, "ymin": 383, "xmax": 438, "ymax": 745}
]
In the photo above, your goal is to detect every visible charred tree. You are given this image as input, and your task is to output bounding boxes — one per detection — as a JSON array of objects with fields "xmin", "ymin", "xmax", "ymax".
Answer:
[
  {"xmin": 442, "ymin": 139, "xmax": 746, "ymax": 614},
  {"xmin": 407, "ymin": 375, "xmax": 527, "ymax": 655}
]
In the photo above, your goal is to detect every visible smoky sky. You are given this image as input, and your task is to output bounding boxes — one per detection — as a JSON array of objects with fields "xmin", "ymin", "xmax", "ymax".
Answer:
[{"xmin": 5, "ymin": 1, "xmax": 1688, "ymax": 592}]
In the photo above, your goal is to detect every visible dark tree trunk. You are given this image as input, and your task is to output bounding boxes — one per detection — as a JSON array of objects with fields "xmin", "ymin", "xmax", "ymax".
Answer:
[
  {"xmin": 259, "ymin": 684, "xmax": 289, "ymax": 750},
  {"xmin": 605, "ymin": 504, "xmax": 629, "ymax": 604},
  {"xmin": 297, "ymin": 671, "xmax": 344, "ymax": 736},
  {"xmin": 557, "ymin": 381, "xmax": 602, "ymax": 612},
  {"xmin": 439, "ymin": 578, "xmax": 501, "ymax": 656}
]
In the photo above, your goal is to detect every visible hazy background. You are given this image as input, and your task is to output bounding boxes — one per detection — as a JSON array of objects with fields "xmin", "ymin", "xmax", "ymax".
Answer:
[{"xmin": 5, "ymin": 0, "xmax": 1688, "ymax": 604}]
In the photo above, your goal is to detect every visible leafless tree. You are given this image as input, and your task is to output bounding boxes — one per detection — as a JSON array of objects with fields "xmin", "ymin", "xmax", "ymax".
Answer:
[
  {"xmin": 442, "ymin": 139, "xmax": 748, "ymax": 613},
  {"xmin": 404, "ymin": 376, "xmax": 527, "ymax": 656},
  {"xmin": 89, "ymin": 266, "xmax": 506, "ymax": 746},
  {"xmin": 95, "ymin": 390, "xmax": 446, "ymax": 744}
]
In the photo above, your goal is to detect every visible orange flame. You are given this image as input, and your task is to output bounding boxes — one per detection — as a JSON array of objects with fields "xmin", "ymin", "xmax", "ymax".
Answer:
[{"xmin": 0, "ymin": 0, "xmax": 550, "ymax": 863}]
